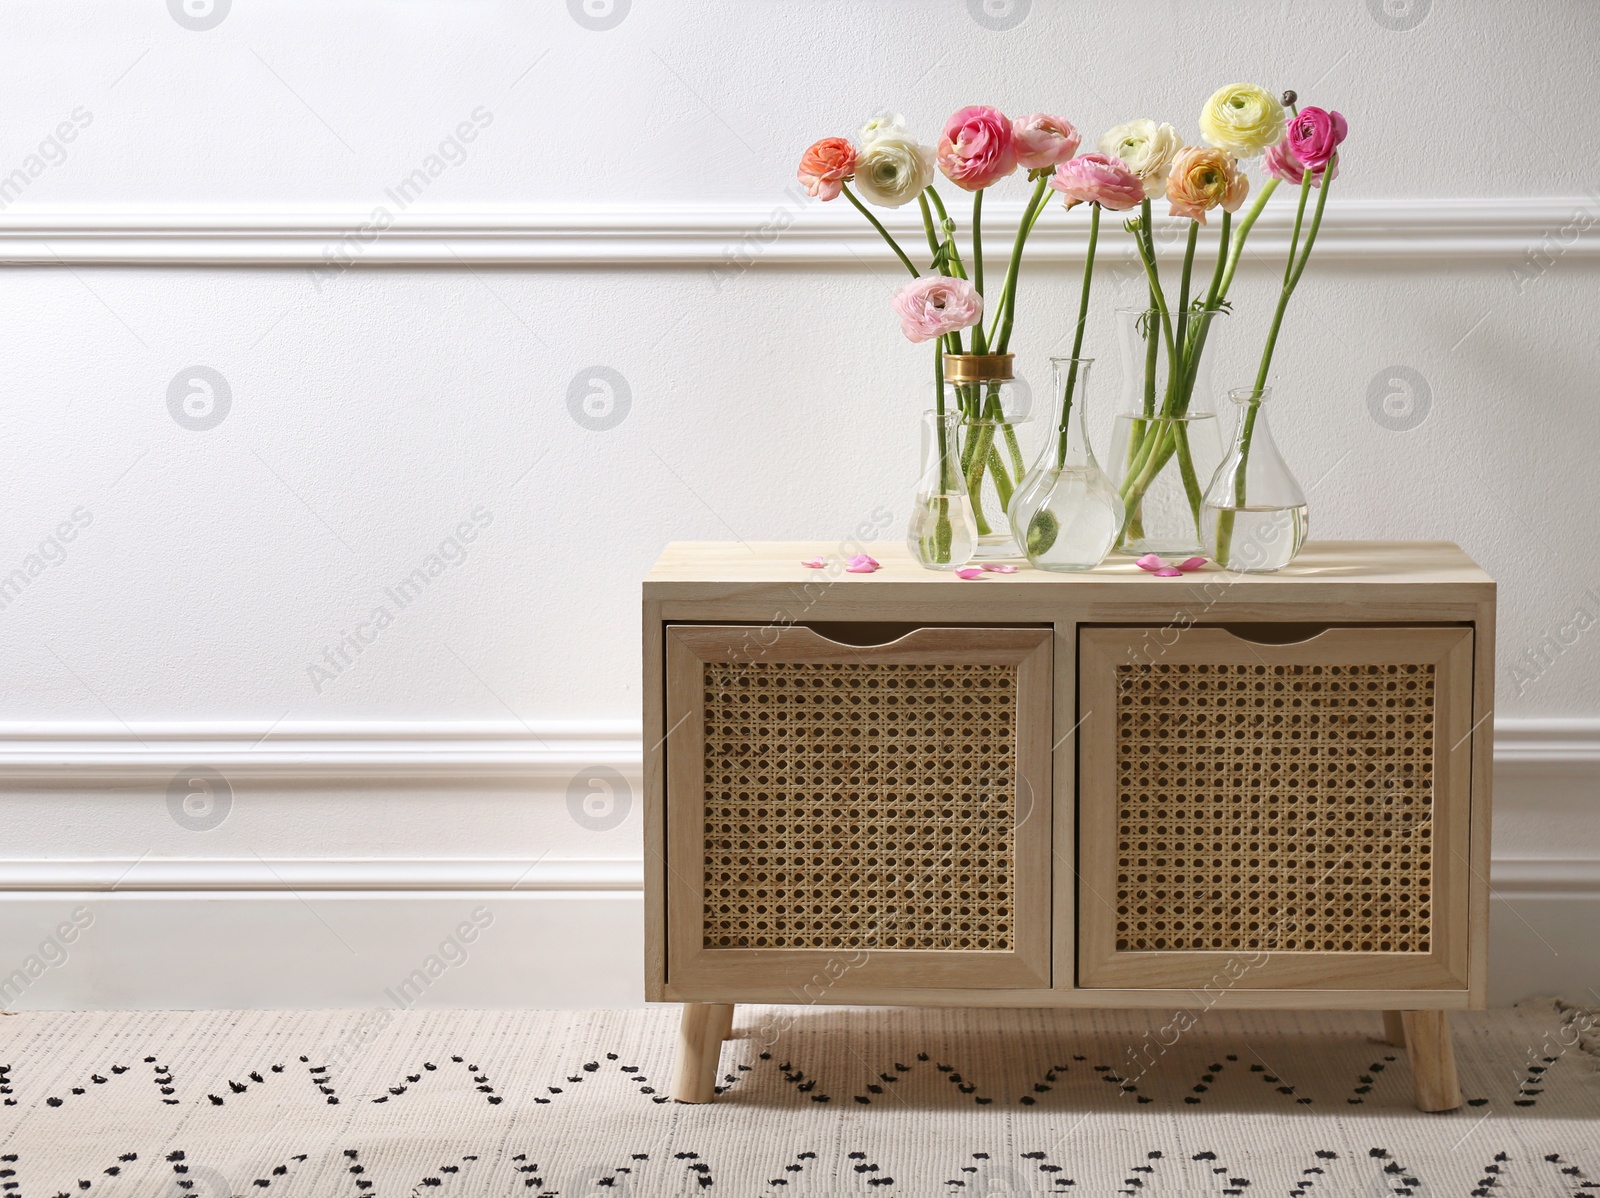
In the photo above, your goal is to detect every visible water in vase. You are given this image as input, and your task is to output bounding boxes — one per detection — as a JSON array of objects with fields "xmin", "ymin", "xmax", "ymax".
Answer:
[{"xmin": 1204, "ymin": 504, "xmax": 1307, "ymax": 573}]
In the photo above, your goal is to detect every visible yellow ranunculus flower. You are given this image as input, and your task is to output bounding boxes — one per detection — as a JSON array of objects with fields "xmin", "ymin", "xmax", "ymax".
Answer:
[{"xmin": 1198, "ymin": 83, "xmax": 1285, "ymax": 158}]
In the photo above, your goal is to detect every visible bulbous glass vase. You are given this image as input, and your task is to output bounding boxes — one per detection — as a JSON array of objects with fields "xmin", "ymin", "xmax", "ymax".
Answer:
[
  {"xmin": 1008, "ymin": 358, "xmax": 1123, "ymax": 572},
  {"xmin": 1203, "ymin": 387, "xmax": 1308, "ymax": 573}
]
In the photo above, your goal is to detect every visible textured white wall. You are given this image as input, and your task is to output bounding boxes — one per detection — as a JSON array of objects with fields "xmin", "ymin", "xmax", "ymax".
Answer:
[{"xmin": 1, "ymin": 0, "xmax": 1597, "ymax": 1008}]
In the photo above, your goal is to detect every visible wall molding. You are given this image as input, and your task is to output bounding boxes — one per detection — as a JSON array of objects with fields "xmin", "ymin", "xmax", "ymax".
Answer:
[
  {"xmin": 0, "ymin": 196, "xmax": 1594, "ymax": 266},
  {"xmin": 0, "ymin": 716, "xmax": 1591, "ymax": 781},
  {"xmin": 0, "ymin": 720, "xmax": 641, "ymax": 782},
  {"xmin": 0, "ymin": 717, "xmax": 1596, "ymax": 897}
]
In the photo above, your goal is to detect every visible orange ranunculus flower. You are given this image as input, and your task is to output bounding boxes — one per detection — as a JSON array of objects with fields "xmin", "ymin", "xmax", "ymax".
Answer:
[
  {"xmin": 1165, "ymin": 146, "xmax": 1249, "ymax": 224},
  {"xmin": 797, "ymin": 137, "xmax": 857, "ymax": 201}
]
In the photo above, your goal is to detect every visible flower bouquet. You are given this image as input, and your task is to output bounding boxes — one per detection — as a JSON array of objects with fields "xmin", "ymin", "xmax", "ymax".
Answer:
[{"xmin": 799, "ymin": 107, "xmax": 1083, "ymax": 567}]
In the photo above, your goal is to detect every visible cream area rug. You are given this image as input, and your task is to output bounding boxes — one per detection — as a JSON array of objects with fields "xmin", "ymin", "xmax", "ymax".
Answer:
[{"xmin": 1, "ymin": 1001, "xmax": 1597, "ymax": 1196}]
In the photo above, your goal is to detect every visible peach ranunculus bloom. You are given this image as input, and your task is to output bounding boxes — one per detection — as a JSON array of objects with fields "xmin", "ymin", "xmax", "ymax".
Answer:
[
  {"xmin": 1048, "ymin": 153, "xmax": 1144, "ymax": 212},
  {"xmin": 937, "ymin": 106, "xmax": 1018, "ymax": 191},
  {"xmin": 797, "ymin": 137, "xmax": 858, "ymax": 201},
  {"xmin": 1165, "ymin": 146, "xmax": 1249, "ymax": 223},
  {"xmin": 1012, "ymin": 113, "xmax": 1081, "ymax": 170},
  {"xmin": 892, "ymin": 276, "xmax": 984, "ymax": 343}
]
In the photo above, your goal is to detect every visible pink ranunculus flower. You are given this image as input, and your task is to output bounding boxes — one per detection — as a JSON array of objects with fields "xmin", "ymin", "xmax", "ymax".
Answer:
[
  {"xmin": 892, "ymin": 275, "xmax": 984, "ymax": 343},
  {"xmin": 1263, "ymin": 140, "xmax": 1340, "ymax": 188},
  {"xmin": 797, "ymin": 137, "xmax": 857, "ymax": 201},
  {"xmin": 937, "ymin": 105, "xmax": 1018, "ymax": 191},
  {"xmin": 1285, "ymin": 106, "xmax": 1347, "ymax": 170},
  {"xmin": 1048, "ymin": 153, "xmax": 1144, "ymax": 212},
  {"xmin": 1012, "ymin": 113, "xmax": 1081, "ymax": 170}
]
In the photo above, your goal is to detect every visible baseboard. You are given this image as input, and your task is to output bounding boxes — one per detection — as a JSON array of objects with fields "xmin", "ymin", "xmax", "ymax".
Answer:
[
  {"xmin": 0, "ymin": 857, "xmax": 643, "ymax": 891},
  {"xmin": 0, "ymin": 196, "xmax": 1594, "ymax": 265}
]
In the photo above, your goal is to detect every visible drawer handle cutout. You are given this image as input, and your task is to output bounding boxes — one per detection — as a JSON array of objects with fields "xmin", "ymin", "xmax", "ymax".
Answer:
[
  {"xmin": 1219, "ymin": 623, "xmax": 1332, "ymax": 646},
  {"xmin": 798, "ymin": 622, "xmax": 922, "ymax": 647}
]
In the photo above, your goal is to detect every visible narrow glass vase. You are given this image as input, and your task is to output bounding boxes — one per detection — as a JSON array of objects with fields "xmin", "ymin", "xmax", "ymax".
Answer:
[
  {"xmin": 945, "ymin": 353, "xmax": 1034, "ymax": 561},
  {"xmin": 1009, "ymin": 358, "xmax": 1123, "ymax": 572},
  {"xmin": 1108, "ymin": 306, "xmax": 1226, "ymax": 557},
  {"xmin": 907, "ymin": 409, "xmax": 978, "ymax": 571},
  {"xmin": 1203, "ymin": 387, "xmax": 1308, "ymax": 573}
]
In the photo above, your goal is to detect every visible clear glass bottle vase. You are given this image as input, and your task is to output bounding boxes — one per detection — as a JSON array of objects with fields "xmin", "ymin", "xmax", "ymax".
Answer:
[
  {"xmin": 1008, "ymin": 358, "xmax": 1123, "ymax": 572},
  {"xmin": 943, "ymin": 354, "xmax": 1034, "ymax": 560},
  {"xmin": 1108, "ymin": 305, "xmax": 1226, "ymax": 557},
  {"xmin": 907, "ymin": 409, "xmax": 978, "ymax": 570},
  {"xmin": 1203, "ymin": 387, "xmax": 1308, "ymax": 573}
]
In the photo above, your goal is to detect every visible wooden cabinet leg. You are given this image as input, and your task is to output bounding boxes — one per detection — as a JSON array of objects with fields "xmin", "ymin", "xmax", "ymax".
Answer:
[
  {"xmin": 713, "ymin": 1003, "xmax": 737, "ymax": 1041},
  {"xmin": 1400, "ymin": 1010, "xmax": 1462, "ymax": 1112},
  {"xmin": 1382, "ymin": 1010, "xmax": 1408, "ymax": 1048},
  {"xmin": 671, "ymin": 1003, "xmax": 732, "ymax": 1103}
]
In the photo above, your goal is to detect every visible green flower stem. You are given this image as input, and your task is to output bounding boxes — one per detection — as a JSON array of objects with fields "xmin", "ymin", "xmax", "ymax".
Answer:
[
  {"xmin": 930, "ymin": 340, "xmax": 953, "ymax": 564},
  {"xmin": 840, "ymin": 182, "xmax": 919, "ymax": 277},
  {"xmin": 1174, "ymin": 220, "xmax": 1200, "ymax": 369},
  {"xmin": 1055, "ymin": 203, "xmax": 1101, "ymax": 469},
  {"xmin": 918, "ymin": 193, "xmax": 943, "ymax": 264},
  {"xmin": 992, "ymin": 174, "xmax": 1051, "ymax": 352},
  {"xmin": 1216, "ymin": 176, "xmax": 1279, "ymax": 300},
  {"xmin": 972, "ymin": 189, "xmax": 985, "ymax": 296}
]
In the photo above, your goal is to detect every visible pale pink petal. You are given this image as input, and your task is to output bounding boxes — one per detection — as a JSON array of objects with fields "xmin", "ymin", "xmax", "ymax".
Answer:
[
  {"xmin": 1176, "ymin": 556, "xmax": 1207, "ymax": 571},
  {"xmin": 955, "ymin": 567, "xmax": 986, "ymax": 579},
  {"xmin": 847, "ymin": 552, "xmax": 881, "ymax": 569},
  {"xmin": 1135, "ymin": 553, "xmax": 1168, "ymax": 572},
  {"xmin": 982, "ymin": 563, "xmax": 1019, "ymax": 573},
  {"xmin": 800, "ymin": 557, "xmax": 826, "ymax": 568},
  {"xmin": 845, "ymin": 561, "xmax": 878, "ymax": 574},
  {"xmin": 1153, "ymin": 566, "xmax": 1183, "ymax": 577}
]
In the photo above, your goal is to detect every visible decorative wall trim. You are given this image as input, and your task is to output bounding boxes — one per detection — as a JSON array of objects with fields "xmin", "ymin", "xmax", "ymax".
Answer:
[
  {"xmin": 0, "ymin": 196, "xmax": 1594, "ymax": 266},
  {"xmin": 0, "ymin": 857, "xmax": 643, "ymax": 892},
  {"xmin": 0, "ymin": 720, "xmax": 641, "ymax": 781},
  {"xmin": 0, "ymin": 716, "xmax": 1590, "ymax": 781}
]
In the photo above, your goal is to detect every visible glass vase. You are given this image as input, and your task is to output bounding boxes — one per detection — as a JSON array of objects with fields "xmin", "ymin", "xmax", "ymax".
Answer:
[
  {"xmin": 1108, "ymin": 306, "xmax": 1226, "ymax": 557},
  {"xmin": 907, "ymin": 409, "xmax": 978, "ymax": 571},
  {"xmin": 1203, "ymin": 387, "xmax": 1308, "ymax": 573},
  {"xmin": 945, "ymin": 354, "xmax": 1034, "ymax": 560},
  {"xmin": 1009, "ymin": 358, "xmax": 1123, "ymax": 572}
]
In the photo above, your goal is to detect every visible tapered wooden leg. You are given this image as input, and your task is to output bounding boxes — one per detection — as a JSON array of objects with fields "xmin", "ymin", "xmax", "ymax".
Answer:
[
  {"xmin": 1382, "ymin": 1010, "xmax": 1408, "ymax": 1048},
  {"xmin": 712, "ymin": 1003, "xmax": 737, "ymax": 1042},
  {"xmin": 671, "ymin": 1003, "xmax": 732, "ymax": 1103},
  {"xmin": 1400, "ymin": 1010, "xmax": 1462, "ymax": 1112}
]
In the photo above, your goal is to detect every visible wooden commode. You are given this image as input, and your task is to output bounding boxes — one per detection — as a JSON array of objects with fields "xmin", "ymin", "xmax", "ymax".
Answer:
[{"xmin": 642, "ymin": 541, "xmax": 1494, "ymax": 1111}]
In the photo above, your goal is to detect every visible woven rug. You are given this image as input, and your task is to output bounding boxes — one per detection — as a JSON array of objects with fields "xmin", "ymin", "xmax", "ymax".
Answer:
[{"xmin": 1, "ymin": 1002, "xmax": 1597, "ymax": 1196}]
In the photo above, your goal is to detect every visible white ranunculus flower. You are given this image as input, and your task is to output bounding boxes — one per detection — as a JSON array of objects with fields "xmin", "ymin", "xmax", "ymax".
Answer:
[
  {"xmin": 858, "ymin": 111, "xmax": 907, "ymax": 146},
  {"xmin": 853, "ymin": 135, "xmax": 936, "ymax": 208},
  {"xmin": 1098, "ymin": 119, "xmax": 1183, "ymax": 197}
]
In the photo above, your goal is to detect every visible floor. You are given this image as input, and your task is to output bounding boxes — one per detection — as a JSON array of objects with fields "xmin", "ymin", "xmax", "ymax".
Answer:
[{"xmin": 0, "ymin": 1000, "xmax": 1596, "ymax": 1195}]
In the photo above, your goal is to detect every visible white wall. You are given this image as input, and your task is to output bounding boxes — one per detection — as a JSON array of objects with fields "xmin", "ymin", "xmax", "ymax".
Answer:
[{"xmin": 1, "ymin": 0, "xmax": 1597, "ymax": 1009}]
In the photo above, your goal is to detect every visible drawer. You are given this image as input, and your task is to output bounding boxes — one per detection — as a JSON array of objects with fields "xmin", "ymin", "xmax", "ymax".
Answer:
[
  {"xmin": 1076, "ymin": 624, "xmax": 1474, "ymax": 991},
  {"xmin": 663, "ymin": 623, "xmax": 1052, "ymax": 992}
]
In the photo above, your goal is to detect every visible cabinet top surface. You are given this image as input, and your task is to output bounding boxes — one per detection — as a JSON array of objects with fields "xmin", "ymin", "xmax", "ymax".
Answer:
[{"xmin": 645, "ymin": 540, "xmax": 1492, "ymax": 589}]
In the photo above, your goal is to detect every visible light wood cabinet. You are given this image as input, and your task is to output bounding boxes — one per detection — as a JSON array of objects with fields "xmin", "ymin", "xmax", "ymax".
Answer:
[{"xmin": 642, "ymin": 542, "xmax": 1496, "ymax": 1112}]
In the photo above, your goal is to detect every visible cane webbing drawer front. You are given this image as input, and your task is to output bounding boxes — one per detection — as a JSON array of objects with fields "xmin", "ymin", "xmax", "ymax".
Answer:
[
  {"xmin": 1077, "ymin": 626, "xmax": 1474, "ymax": 991},
  {"xmin": 664, "ymin": 625, "xmax": 1052, "ymax": 991}
]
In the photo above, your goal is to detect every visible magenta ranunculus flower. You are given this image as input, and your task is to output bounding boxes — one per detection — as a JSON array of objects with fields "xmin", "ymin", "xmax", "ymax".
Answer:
[
  {"xmin": 892, "ymin": 275, "xmax": 984, "ymax": 343},
  {"xmin": 937, "ymin": 106, "xmax": 1018, "ymax": 191},
  {"xmin": 1284, "ymin": 106, "xmax": 1347, "ymax": 170},
  {"xmin": 1012, "ymin": 113, "xmax": 1081, "ymax": 170},
  {"xmin": 1049, "ymin": 153, "xmax": 1144, "ymax": 212},
  {"xmin": 1263, "ymin": 141, "xmax": 1340, "ymax": 188}
]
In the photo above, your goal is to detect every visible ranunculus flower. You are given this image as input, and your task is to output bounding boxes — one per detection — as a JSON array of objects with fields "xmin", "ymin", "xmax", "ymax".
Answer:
[
  {"xmin": 1263, "ymin": 140, "xmax": 1340, "ymax": 188},
  {"xmin": 797, "ymin": 137, "xmax": 857, "ymax": 201},
  {"xmin": 1049, "ymin": 153, "xmax": 1144, "ymax": 212},
  {"xmin": 936, "ymin": 105, "xmax": 1018, "ymax": 191},
  {"xmin": 1012, "ymin": 113, "xmax": 1081, "ymax": 170},
  {"xmin": 853, "ymin": 135, "xmax": 936, "ymax": 208},
  {"xmin": 1097, "ymin": 119, "xmax": 1183, "ymax": 197},
  {"xmin": 1198, "ymin": 83, "xmax": 1286, "ymax": 158},
  {"xmin": 1285, "ymin": 106, "xmax": 1348, "ymax": 170},
  {"xmin": 1165, "ymin": 146, "xmax": 1249, "ymax": 223},
  {"xmin": 892, "ymin": 276, "xmax": 983, "ymax": 343}
]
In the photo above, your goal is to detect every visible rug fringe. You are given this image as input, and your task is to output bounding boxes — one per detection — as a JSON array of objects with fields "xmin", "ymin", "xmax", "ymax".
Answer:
[{"xmin": 1517, "ymin": 995, "xmax": 1600, "ymax": 1073}]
